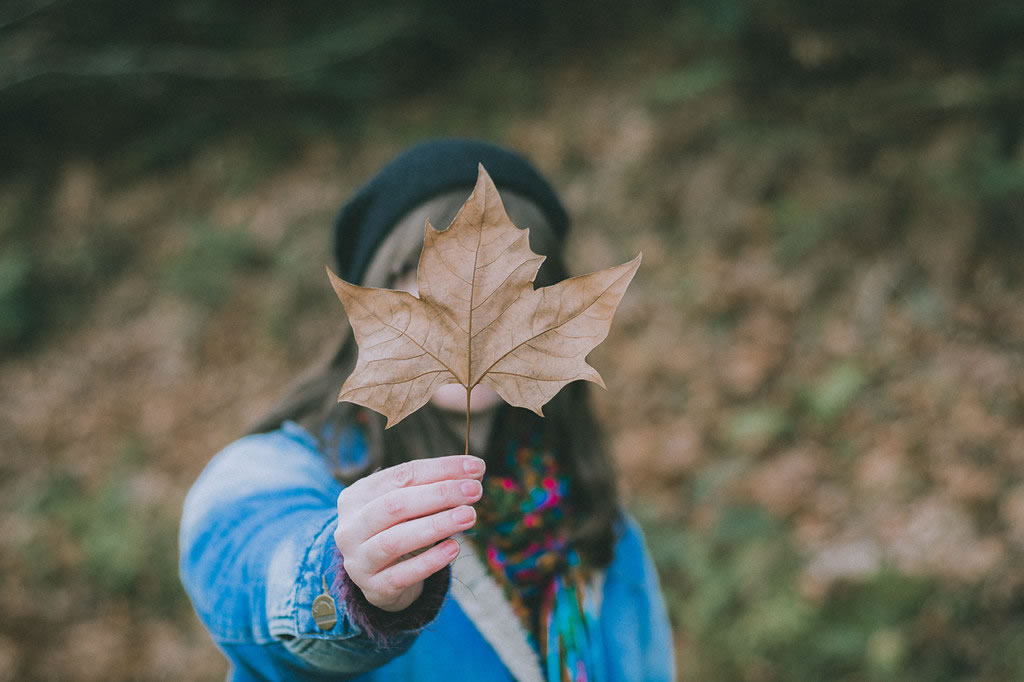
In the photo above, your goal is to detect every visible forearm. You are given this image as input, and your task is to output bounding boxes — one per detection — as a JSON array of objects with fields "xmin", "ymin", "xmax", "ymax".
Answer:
[{"xmin": 179, "ymin": 428, "xmax": 448, "ymax": 675}]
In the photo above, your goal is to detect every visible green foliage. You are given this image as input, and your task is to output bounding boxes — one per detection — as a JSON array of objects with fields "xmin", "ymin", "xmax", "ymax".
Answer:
[
  {"xmin": 0, "ymin": 245, "xmax": 34, "ymax": 346},
  {"xmin": 774, "ymin": 214, "xmax": 822, "ymax": 267},
  {"xmin": 649, "ymin": 60, "xmax": 733, "ymax": 104},
  {"xmin": 772, "ymin": 198, "xmax": 851, "ymax": 268},
  {"xmin": 639, "ymin": 505, "xmax": 811, "ymax": 678},
  {"xmin": 726, "ymin": 406, "xmax": 792, "ymax": 448},
  {"xmin": 162, "ymin": 222, "xmax": 267, "ymax": 307},
  {"xmin": 0, "ymin": 214, "xmax": 137, "ymax": 350},
  {"xmin": 2, "ymin": 2, "xmax": 1022, "ymax": 679},
  {"xmin": 635, "ymin": 504, "xmax": 1024, "ymax": 681},
  {"xmin": 805, "ymin": 363, "xmax": 867, "ymax": 422},
  {"xmin": 17, "ymin": 441, "xmax": 187, "ymax": 615},
  {"xmin": 976, "ymin": 156, "xmax": 1024, "ymax": 201},
  {"xmin": 3, "ymin": 0, "xmax": 1022, "ymax": 181},
  {"xmin": 690, "ymin": 456, "xmax": 748, "ymax": 504},
  {"xmin": 0, "ymin": 0, "xmax": 682, "ymax": 176}
]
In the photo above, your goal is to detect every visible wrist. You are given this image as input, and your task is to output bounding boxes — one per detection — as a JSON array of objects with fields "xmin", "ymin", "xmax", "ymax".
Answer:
[
  {"xmin": 332, "ymin": 547, "xmax": 450, "ymax": 645},
  {"xmin": 375, "ymin": 582, "xmax": 424, "ymax": 612}
]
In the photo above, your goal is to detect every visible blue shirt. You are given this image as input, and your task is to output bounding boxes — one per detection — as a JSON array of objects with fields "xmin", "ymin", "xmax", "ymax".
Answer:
[{"xmin": 179, "ymin": 422, "xmax": 675, "ymax": 681}]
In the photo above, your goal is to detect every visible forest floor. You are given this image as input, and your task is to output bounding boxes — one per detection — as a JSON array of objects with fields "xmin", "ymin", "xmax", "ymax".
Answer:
[{"xmin": 1, "ymin": 25, "xmax": 1023, "ymax": 682}]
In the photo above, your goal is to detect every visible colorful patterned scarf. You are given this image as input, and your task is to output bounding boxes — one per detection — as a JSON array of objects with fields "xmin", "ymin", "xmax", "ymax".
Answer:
[{"xmin": 470, "ymin": 435, "xmax": 605, "ymax": 682}]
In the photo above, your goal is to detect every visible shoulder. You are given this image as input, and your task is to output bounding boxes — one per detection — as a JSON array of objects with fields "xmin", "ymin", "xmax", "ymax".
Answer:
[
  {"xmin": 612, "ymin": 512, "xmax": 648, "ymax": 553},
  {"xmin": 600, "ymin": 512, "xmax": 677, "ymax": 682},
  {"xmin": 193, "ymin": 423, "xmax": 329, "ymax": 493},
  {"xmin": 606, "ymin": 511, "xmax": 659, "ymax": 589},
  {"xmin": 181, "ymin": 423, "xmax": 340, "ymax": 542}
]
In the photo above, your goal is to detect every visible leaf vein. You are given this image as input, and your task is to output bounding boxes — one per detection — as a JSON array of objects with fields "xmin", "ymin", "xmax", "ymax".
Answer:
[
  {"xmin": 345, "ymin": 293, "xmax": 458, "ymax": 379},
  {"xmin": 344, "ymin": 369, "xmax": 449, "ymax": 390},
  {"xmin": 472, "ymin": 271, "xmax": 628, "ymax": 382}
]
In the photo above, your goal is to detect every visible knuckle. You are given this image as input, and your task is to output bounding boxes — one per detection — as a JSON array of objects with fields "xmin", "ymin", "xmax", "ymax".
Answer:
[
  {"xmin": 338, "ymin": 482, "xmax": 365, "ymax": 511},
  {"xmin": 336, "ymin": 487, "xmax": 352, "ymax": 513},
  {"xmin": 437, "ymin": 482, "xmax": 454, "ymax": 505},
  {"xmin": 449, "ymin": 457, "xmax": 467, "ymax": 477},
  {"xmin": 381, "ymin": 570, "xmax": 404, "ymax": 593},
  {"xmin": 392, "ymin": 462, "xmax": 414, "ymax": 487},
  {"xmin": 431, "ymin": 513, "xmax": 449, "ymax": 537},
  {"xmin": 335, "ymin": 519, "xmax": 359, "ymax": 551},
  {"xmin": 361, "ymin": 581, "xmax": 384, "ymax": 603},
  {"xmin": 424, "ymin": 546, "xmax": 447, "ymax": 572},
  {"xmin": 342, "ymin": 558, "xmax": 368, "ymax": 584},
  {"xmin": 382, "ymin": 493, "xmax": 404, "ymax": 519},
  {"xmin": 376, "ymin": 533, "xmax": 399, "ymax": 560},
  {"xmin": 353, "ymin": 505, "xmax": 373, "ymax": 535},
  {"xmin": 343, "ymin": 478, "xmax": 363, "ymax": 497}
]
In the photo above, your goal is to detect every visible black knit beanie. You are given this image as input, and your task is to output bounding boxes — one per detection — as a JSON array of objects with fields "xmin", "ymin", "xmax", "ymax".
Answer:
[{"xmin": 333, "ymin": 138, "xmax": 570, "ymax": 284}]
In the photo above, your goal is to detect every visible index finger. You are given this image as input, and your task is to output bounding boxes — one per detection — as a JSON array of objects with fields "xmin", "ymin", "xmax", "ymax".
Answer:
[{"xmin": 356, "ymin": 455, "xmax": 485, "ymax": 501}]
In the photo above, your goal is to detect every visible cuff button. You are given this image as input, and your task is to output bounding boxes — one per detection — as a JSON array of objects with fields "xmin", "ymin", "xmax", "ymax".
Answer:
[{"xmin": 312, "ymin": 575, "xmax": 337, "ymax": 630}]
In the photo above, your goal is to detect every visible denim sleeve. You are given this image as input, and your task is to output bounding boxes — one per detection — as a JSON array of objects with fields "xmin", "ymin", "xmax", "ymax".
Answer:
[{"xmin": 178, "ymin": 424, "xmax": 423, "ymax": 676}]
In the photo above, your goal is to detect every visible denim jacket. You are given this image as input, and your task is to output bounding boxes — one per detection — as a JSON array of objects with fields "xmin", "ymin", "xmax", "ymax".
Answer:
[{"xmin": 179, "ymin": 422, "xmax": 675, "ymax": 681}]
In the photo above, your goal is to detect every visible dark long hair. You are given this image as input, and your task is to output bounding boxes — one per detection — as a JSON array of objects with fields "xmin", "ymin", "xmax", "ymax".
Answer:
[{"xmin": 251, "ymin": 194, "xmax": 620, "ymax": 567}]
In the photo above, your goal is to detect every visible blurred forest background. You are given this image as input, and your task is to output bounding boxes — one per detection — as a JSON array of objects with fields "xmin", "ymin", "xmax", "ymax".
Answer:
[{"xmin": 2, "ymin": 1, "xmax": 1023, "ymax": 680}]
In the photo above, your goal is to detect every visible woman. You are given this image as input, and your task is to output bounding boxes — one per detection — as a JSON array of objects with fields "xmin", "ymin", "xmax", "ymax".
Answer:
[{"xmin": 179, "ymin": 139, "xmax": 675, "ymax": 681}]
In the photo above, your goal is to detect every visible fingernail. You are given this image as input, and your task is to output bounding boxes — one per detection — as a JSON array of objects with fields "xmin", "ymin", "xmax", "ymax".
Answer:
[
  {"xmin": 444, "ymin": 540, "xmax": 460, "ymax": 559},
  {"xmin": 463, "ymin": 457, "xmax": 485, "ymax": 475},
  {"xmin": 460, "ymin": 480, "xmax": 482, "ymax": 497},
  {"xmin": 453, "ymin": 506, "xmax": 476, "ymax": 525}
]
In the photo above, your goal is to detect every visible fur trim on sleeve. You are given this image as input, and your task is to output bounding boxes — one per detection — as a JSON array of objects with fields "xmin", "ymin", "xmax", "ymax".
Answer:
[{"xmin": 331, "ymin": 546, "xmax": 450, "ymax": 646}]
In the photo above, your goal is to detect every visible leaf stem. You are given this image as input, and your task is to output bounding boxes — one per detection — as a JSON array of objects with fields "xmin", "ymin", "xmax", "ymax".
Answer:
[{"xmin": 465, "ymin": 386, "xmax": 470, "ymax": 456}]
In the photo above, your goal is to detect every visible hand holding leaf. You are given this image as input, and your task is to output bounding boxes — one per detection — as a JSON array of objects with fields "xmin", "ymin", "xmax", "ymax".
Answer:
[{"xmin": 328, "ymin": 165, "xmax": 640, "ymax": 453}]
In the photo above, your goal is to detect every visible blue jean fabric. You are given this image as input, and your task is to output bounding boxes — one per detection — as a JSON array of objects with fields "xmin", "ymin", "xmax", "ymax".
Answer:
[{"xmin": 179, "ymin": 422, "xmax": 675, "ymax": 681}]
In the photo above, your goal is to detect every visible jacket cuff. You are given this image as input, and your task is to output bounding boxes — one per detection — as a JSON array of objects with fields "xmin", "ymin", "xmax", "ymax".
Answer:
[{"xmin": 331, "ymin": 546, "xmax": 451, "ymax": 646}]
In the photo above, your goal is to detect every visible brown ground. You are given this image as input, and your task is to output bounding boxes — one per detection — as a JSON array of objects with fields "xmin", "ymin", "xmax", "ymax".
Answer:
[{"xmin": 1, "ymin": 37, "xmax": 1022, "ymax": 681}]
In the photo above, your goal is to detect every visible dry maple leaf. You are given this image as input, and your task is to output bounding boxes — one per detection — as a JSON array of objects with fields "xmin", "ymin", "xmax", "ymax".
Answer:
[{"xmin": 327, "ymin": 165, "xmax": 640, "ymax": 451}]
